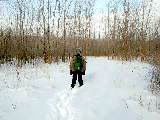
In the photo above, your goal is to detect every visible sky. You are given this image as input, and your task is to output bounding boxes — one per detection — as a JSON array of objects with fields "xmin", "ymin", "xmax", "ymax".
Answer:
[
  {"xmin": 1, "ymin": 0, "xmax": 160, "ymax": 18},
  {"xmin": 1, "ymin": 0, "xmax": 160, "ymax": 14},
  {"xmin": 95, "ymin": 0, "xmax": 106, "ymax": 10},
  {"xmin": 0, "ymin": 0, "xmax": 10, "ymax": 13},
  {"xmin": 0, "ymin": 0, "xmax": 10, "ymax": 25},
  {"xmin": 0, "ymin": 0, "xmax": 107, "ymax": 18},
  {"xmin": 0, "ymin": 0, "xmax": 160, "ymax": 29}
]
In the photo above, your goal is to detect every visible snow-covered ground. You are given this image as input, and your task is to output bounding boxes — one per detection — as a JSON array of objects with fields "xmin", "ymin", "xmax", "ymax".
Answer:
[{"xmin": 0, "ymin": 57, "xmax": 160, "ymax": 120}]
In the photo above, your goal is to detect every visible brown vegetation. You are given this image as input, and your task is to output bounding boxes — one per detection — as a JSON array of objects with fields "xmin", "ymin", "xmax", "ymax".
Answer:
[{"xmin": 0, "ymin": 0, "xmax": 159, "ymax": 65}]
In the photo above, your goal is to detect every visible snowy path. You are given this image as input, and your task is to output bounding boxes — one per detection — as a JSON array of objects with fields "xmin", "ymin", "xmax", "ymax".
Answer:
[
  {"xmin": 48, "ymin": 88, "xmax": 79, "ymax": 120},
  {"xmin": 54, "ymin": 89, "xmax": 74, "ymax": 120},
  {"xmin": 0, "ymin": 57, "xmax": 160, "ymax": 120}
]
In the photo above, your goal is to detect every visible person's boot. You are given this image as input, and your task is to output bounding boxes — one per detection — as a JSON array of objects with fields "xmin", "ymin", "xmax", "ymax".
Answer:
[
  {"xmin": 71, "ymin": 84, "xmax": 75, "ymax": 89},
  {"xmin": 79, "ymin": 83, "xmax": 83, "ymax": 87}
]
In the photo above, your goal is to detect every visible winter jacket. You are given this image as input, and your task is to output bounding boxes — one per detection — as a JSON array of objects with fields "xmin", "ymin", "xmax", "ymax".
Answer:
[{"xmin": 70, "ymin": 55, "xmax": 86, "ymax": 73}]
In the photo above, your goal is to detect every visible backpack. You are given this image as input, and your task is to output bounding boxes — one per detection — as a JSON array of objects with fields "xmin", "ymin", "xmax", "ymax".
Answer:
[{"xmin": 73, "ymin": 55, "xmax": 83, "ymax": 71}]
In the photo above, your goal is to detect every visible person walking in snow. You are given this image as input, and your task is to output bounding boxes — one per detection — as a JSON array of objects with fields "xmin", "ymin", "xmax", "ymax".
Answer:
[{"xmin": 70, "ymin": 48, "xmax": 86, "ymax": 88}]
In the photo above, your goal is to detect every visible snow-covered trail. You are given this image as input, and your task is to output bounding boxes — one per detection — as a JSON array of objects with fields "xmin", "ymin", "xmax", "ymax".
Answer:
[
  {"xmin": 0, "ymin": 57, "xmax": 160, "ymax": 120},
  {"xmin": 49, "ymin": 89, "xmax": 77, "ymax": 120}
]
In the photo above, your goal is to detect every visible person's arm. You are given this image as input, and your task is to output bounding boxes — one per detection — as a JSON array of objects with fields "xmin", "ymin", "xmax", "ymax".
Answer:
[
  {"xmin": 82, "ymin": 57, "xmax": 86, "ymax": 75},
  {"xmin": 70, "ymin": 57, "xmax": 75, "ymax": 75}
]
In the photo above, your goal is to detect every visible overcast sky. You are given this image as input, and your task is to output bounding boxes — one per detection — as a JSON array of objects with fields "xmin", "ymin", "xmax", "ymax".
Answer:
[
  {"xmin": 0, "ymin": 0, "xmax": 160, "ymax": 28},
  {"xmin": 1, "ymin": 0, "xmax": 160, "ymax": 17}
]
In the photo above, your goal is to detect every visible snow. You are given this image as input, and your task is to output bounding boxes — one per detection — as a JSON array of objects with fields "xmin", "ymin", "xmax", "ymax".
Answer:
[{"xmin": 0, "ymin": 57, "xmax": 160, "ymax": 120}]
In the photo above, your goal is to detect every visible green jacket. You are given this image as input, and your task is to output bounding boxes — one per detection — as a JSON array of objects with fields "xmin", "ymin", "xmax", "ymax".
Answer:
[{"xmin": 70, "ymin": 55, "xmax": 86, "ymax": 72}]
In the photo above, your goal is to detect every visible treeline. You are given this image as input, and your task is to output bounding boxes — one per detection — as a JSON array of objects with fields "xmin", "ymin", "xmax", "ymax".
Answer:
[
  {"xmin": 0, "ymin": 0, "xmax": 159, "ymax": 65},
  {"xmin": 0, "ymin": 32, "xmax": 159, "ymax": 63}
]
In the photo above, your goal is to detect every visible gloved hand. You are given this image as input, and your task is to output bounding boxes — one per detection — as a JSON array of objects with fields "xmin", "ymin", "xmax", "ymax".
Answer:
[
  {"xmin": 70, "ymin": 70, "xmax": 73, "ymax": 75},
  {"xmin": 82, "ymin": 71, "xmax": 85, "ymax": 75}
]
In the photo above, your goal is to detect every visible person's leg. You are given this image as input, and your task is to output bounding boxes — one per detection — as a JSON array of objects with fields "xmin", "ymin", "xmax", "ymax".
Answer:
[
  {"xmin": 78, "ymin": 72, "xmax": 83, "ymax": 86},
  {"xmin": 71, "ymin": 72, "xmax": 77, "ymax": 88}
]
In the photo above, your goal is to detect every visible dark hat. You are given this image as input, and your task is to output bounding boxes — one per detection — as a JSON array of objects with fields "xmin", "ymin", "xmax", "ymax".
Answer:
[{"xmin": 76, "ymin": 48, "xmax": 82, "ymax": 54}]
